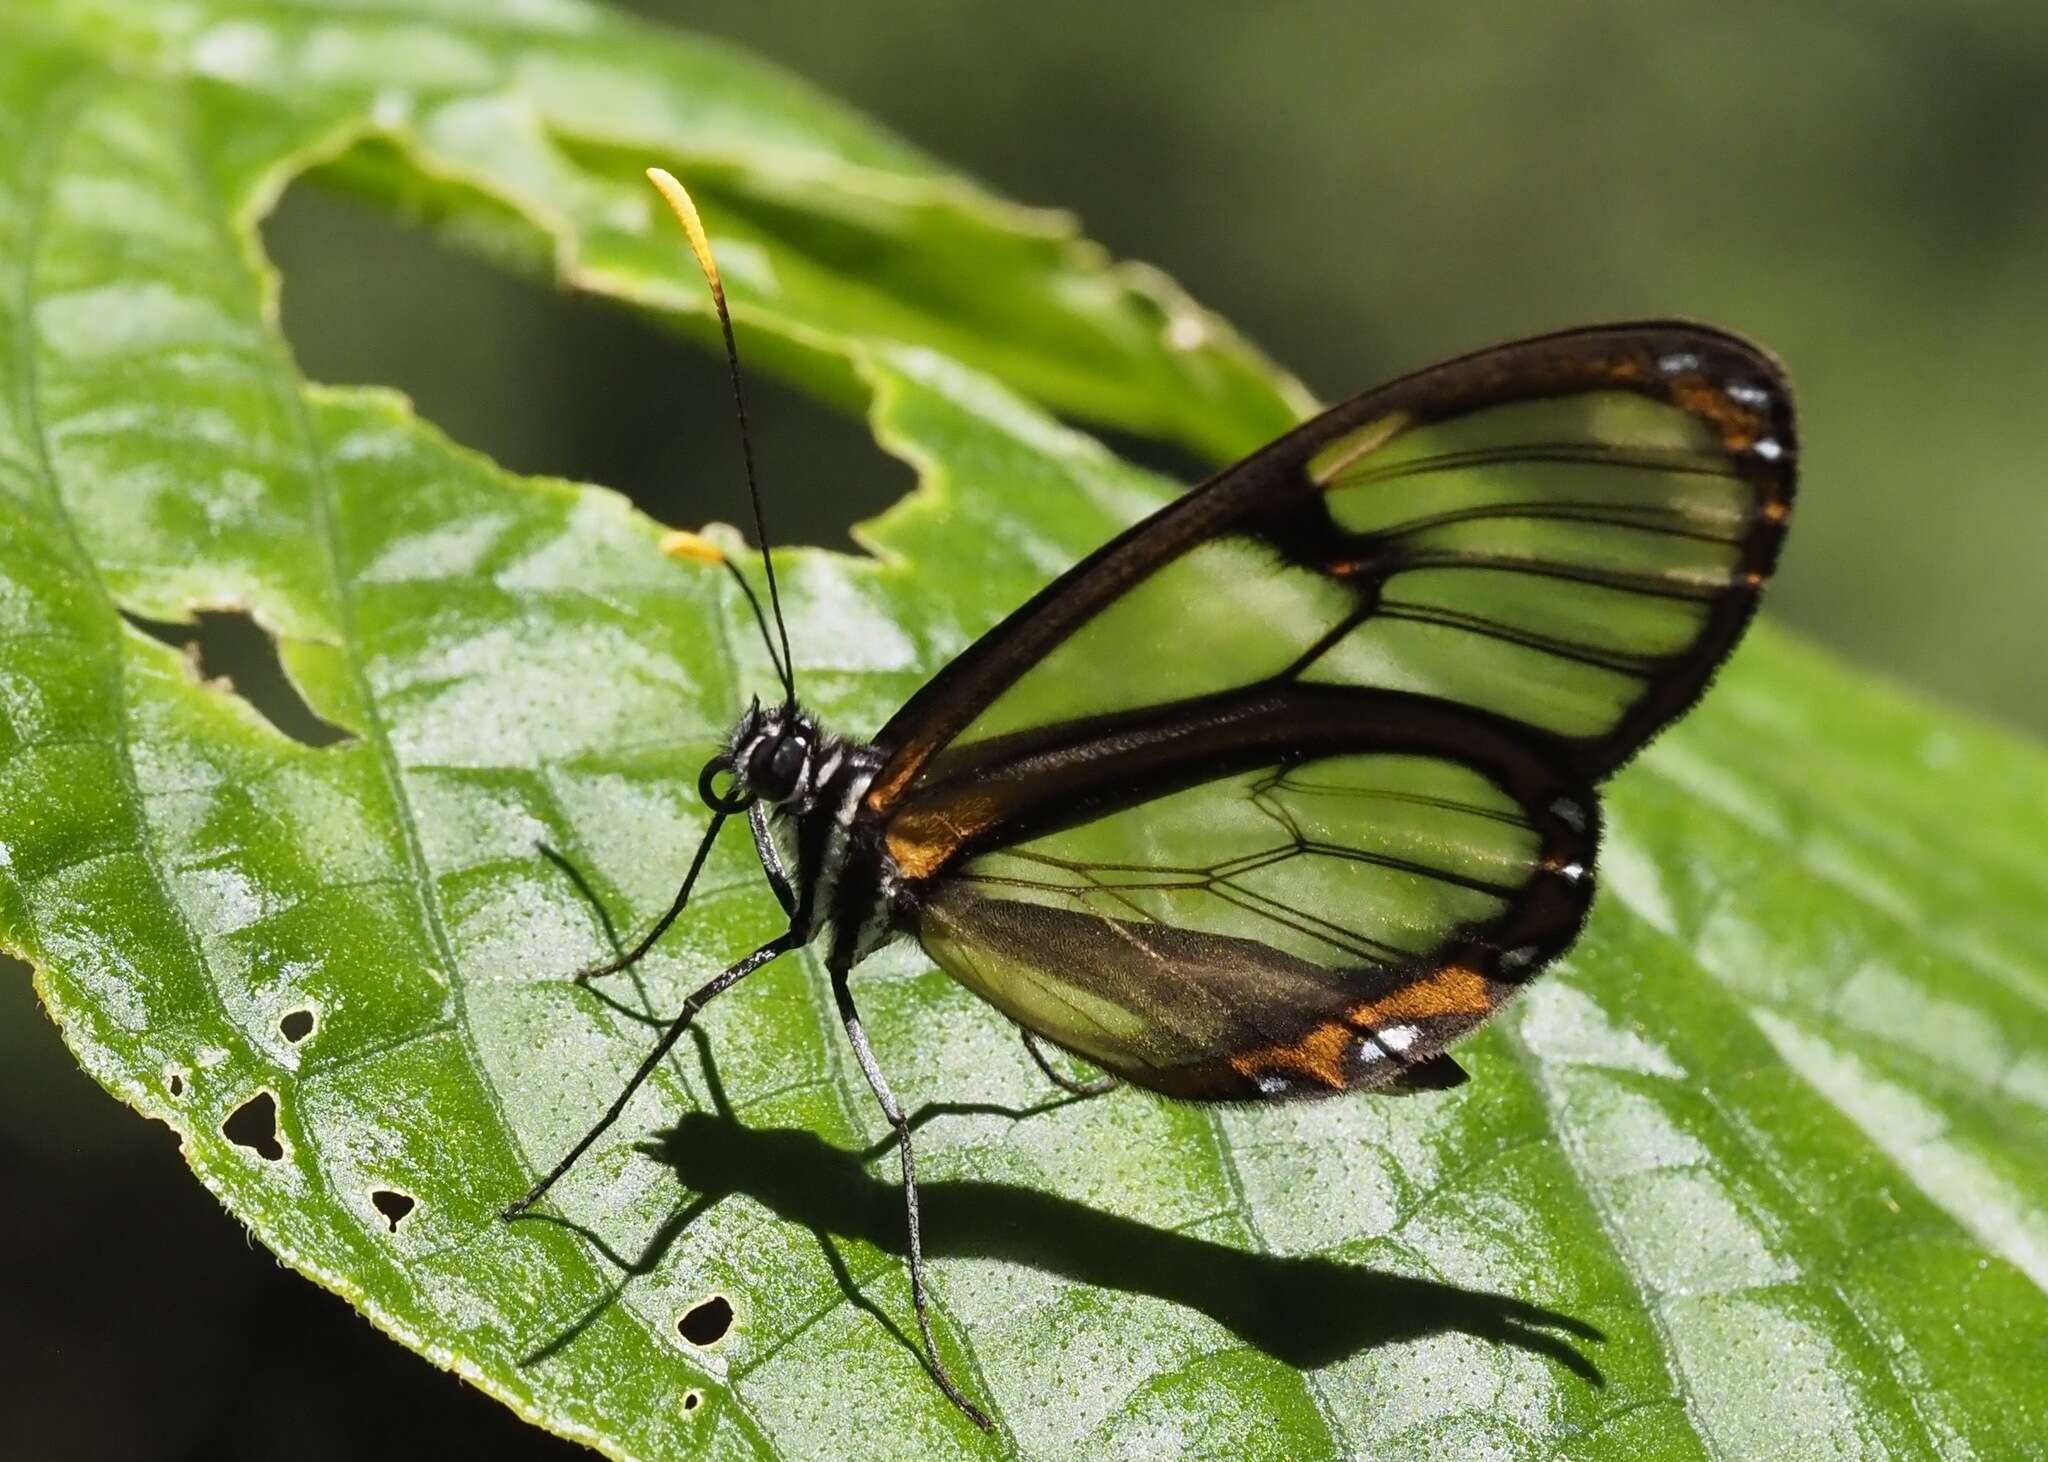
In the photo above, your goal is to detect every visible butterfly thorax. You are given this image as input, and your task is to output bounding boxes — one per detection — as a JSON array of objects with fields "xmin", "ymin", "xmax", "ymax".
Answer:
[{"xmin": 724, "ymin": 703, "xmax": 904, "ymax": 965}]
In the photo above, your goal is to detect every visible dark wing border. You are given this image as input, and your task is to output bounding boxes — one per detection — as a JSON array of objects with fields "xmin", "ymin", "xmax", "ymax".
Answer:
[
  {"xmin": 897, "ymin": 683, "xmax": 1600, "ymax": 1099},
  {"xmin": 867, "ymin": 320, "xmax": 1795, "ymax": 810}
]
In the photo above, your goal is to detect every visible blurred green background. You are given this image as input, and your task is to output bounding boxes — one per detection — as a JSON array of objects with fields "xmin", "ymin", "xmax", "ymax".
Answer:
[
  {"xmin": 9, "ymin": 3, "xmax": 2046, "ymax": 1457},
  {"xmin": 279, "ymin": 0, "xmax": 2048, "ymax": 737}
]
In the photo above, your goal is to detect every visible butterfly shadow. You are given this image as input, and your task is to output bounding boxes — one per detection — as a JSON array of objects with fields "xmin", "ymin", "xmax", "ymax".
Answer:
[{"xmin": 519, "ymin": 1029, "xmax": 1605, "ymax": 1388}]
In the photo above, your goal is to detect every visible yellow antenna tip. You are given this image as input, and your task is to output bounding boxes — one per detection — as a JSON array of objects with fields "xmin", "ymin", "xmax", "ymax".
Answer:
[
  {"xmin": 659, "ymin": 528, "xmax": 728, "ymax": 566},
  {"xmin": 645, "ymin": 166, "xmax": 723, "ymax": 300}
]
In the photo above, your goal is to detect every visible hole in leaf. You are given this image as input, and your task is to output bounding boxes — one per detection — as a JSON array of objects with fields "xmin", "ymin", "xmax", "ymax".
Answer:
[
  {"xmin": 222, "ymin": 1092, "xmax": 284, "ymax": 1162},
  {"xmin": 369, "ymin": 1188, "xmax": 416, "ymax": 1233},
  {"xmin": 677, "ymin": 1295, "xmax": 733, "ymax": 1348},
  {"xmin": 119, "ymin": 608, "xmax": 353, "ymax": 748},
  {"xmin": 166, "ymin": 1071, "xmax": 186, "ymax": 1098},
  {"xmin": 682, "ymin": 1390, "xmax": 703, "ymax": 1413},
  {"xmin": 278, "ymin": 1007, "xmax": 316, "ymax": 1044},
  {"xmin": 263, "ymin": 165, "xmax": 916, "ymax": 549}
]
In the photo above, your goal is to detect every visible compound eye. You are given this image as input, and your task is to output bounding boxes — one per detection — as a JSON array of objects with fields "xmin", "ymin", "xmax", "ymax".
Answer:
[
  {"xmin": 768, "ymin": 736, "xmax": 807, "ymax": 791},
  {"xmin": 747, "ymin": 733, "xmax": 807, "ymax": 802},
  {"xmin": 745, "ymin": 737, "xmax": 780, "ymax": 789}
]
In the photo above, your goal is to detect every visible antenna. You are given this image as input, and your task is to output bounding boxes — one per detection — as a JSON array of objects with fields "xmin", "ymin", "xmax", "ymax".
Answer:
[
  {"xmin": 645, "ymin": 166, "xmax": 796, "ymax": 704},
  {"xmin": 659, "ymin": 529, "xmax": 783, "ymax": 675}
]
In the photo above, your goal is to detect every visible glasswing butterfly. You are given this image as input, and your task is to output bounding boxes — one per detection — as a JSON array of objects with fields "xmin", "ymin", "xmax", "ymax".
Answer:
[{"xmin": 504, "ymin": 169, "xmax": 1797, "ymax": 1428}]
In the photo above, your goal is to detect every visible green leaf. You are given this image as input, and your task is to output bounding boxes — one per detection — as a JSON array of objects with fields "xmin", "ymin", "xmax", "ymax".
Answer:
[{"xmin": 4, "ymin": 3, "xmax": 2046, "ymax": 1459}]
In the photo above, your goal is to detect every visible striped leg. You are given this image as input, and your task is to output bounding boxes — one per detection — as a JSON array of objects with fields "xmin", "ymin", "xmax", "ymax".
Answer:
[{"xmin": 832, "ymin": 962, "xmax": 992, "ymax": 1432}]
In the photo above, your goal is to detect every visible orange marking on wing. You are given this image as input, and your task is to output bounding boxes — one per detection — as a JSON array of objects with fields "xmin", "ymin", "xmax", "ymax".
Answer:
[
  {"xmin": 1605, "ymin": 358, "xmax": 1646, "ymax": 382},
  {"xmin": 1227, "ymin": 1021, "xmax": 1353, "ymax": 1090},
  {"xmin": 1347, "ymin": 965, "xmax": 1495, "ymax": 1027},
  {"xmin": 885, "ymin": 795, "xmax": 1000, "ymax": 881},
  {"xmin": 887, "ymin": 820, "xmax": 956, "ymax": 881},
  {"xmin": 866, "ymin": 741, "xmax": 936, "ymax": 815},
  {"xmin": 1669, "ymin": 377, "xmax": 1764, "ymax": 452},
  {"xmin": 1226, "ymin": 966, "xmax": 1498, "ymax": 1093}
]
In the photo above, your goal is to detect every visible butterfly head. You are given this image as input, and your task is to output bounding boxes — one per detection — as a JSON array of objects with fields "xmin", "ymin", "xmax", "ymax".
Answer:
[{"xmin": 721, "ymin": 699, "xmax": 820, "ymax": 810}]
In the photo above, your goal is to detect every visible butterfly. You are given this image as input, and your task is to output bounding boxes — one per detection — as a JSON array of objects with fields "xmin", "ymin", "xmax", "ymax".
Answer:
[{"xmin": 504, "ymin": 169, "xmax": 1796, "ymax": 1429}]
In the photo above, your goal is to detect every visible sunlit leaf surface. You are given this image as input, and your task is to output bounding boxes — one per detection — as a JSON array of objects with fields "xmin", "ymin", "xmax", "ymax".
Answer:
[{"xmin": 2, "ymin": 2, "xmax": 2045, "ymax": 1457}]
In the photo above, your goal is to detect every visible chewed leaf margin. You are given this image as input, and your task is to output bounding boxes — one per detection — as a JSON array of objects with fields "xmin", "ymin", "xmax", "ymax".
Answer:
[{"xmin": 3, "ymin": 3, "xmax": 2048, "ymax": 1460}]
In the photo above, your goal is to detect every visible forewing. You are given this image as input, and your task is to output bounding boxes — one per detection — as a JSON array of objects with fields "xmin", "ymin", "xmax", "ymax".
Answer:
[{"xmin": 869, "ymin": 322, "xmax": 1794, "ymax": 808}]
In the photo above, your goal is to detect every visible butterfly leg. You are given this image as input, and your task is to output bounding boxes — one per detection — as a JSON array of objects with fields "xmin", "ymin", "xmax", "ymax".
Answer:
[
  {"xmin": 831, "ymin": 963, "xmax": 993, "ymax": 1431},
  {"xmin": 567, "ymin": 809, "xmax": 737, "ymax": 984},
  {"xmin": 1018, "ymin": 1027, "xmax": 1120, "ymax": 1098},
  {"xmin": 748, "ymin": 799, "xmax": 797, "ymax": 918},
  {"xmin": 502, "ymin": 928, "xmax": 796, "ymax": 1218}
]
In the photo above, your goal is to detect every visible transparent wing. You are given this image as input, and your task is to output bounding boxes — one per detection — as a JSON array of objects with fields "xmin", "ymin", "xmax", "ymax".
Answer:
[
  {"xmin": 918, "ymin": 741, "xmax": 1593, "ymax": 1101},
  {"xmin": 869, "ymin": 323, "xmax": 1794, "ymax": 811},
  {"xmin": 877, "ymin": 324, "xmax": 1793, "ymax": 1099}
]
